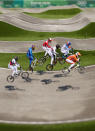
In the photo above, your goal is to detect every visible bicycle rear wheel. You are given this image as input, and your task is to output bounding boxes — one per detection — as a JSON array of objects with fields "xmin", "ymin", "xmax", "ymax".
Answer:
[
  {"xmin": 21, "ymin": 72, "xmax": 29, "ymax": 79},
  {"xmin": 7, "ymin": 75, "xmax": 14, "ymax": 82},
  {"xmin": 77, "ymin": 66, "xmax": 85, "ymax": 74},
  {"xmin": 38, "ymin": 58, "xmax": 44, "ymax": 66},
  {"xmin": 62, "ymin": 67, "xmax": 70, "ymax": 75},
  {"xmin": 46, "ymin": 64, "xmax": 53, "ymax": 71},
  {"xmin": 58, "ymin": 57, "xmax": 65, "ymax": 65},
  {"xmin": 41, "ymin": 57, "xmax": 46, "ymax": 63}
]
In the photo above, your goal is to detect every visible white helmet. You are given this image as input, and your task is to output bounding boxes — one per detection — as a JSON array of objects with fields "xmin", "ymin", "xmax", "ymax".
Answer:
[
  {"xmin": 48, "ymin": 38, "xmax": 52, "ymax": 41},
  {"xmin": 75, "ymin": 52, "xmax": 81, "ymax": 57}
]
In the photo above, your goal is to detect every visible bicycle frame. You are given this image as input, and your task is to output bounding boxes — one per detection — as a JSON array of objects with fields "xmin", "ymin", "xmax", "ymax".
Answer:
[{"xmin": 31, "ymin": 58, "xmax": 38, "ymax": 68}]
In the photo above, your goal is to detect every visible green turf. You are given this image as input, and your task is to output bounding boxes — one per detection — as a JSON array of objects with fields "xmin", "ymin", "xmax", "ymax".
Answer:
[
  {"xmin": 0, "ymin": 21, "xmax": 95, "ymax": 41},
  {"xmin": 24, "ymin": 8, "xmax": 82, "ymax": 19},
  {"xmin": 0, "ymin": 50, "xmax": 95, "ymax": 71},
  {"xmin": 0, "ymin": 120, "xmax": 95, "ymax": 131}
]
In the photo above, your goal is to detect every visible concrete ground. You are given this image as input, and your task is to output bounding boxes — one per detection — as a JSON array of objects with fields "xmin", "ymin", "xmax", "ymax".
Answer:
[{"xmin": 0, "ymin": 66, "xmax": 95, "ymax": 123}]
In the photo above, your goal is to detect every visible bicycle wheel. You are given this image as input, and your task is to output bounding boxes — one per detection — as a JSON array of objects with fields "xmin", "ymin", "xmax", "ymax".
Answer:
[
  {"xmin": 7, "ymin": 75, "xmax": 14, "ymax": 82},
  {"xmin": 21, "ymin": 72, "xmax": 29, "ymax": 79},
  {"xmin": 28, "ymin": 66, "xmax": 33, "ymax": 74},
  {"xmin": 46, "ymin": 64, "xmax": 53, "ymax": 71},
  {"xmin": 58, "ymin": 57, "xmax": 65, "ymax": 65},
  {"xmin": 38, "ymin": 58, "xmax": 44, "ymax": 66},
  {"xmin": 62, "ymin": 67, "xmax": 70, "ymax": 75},
  {"xmin": 41, "ymin": 57, "xmax": 47, "ymax": 63},
  {"xmin": 77, "ymin": 66, "xmax": 85, "ymax": 74}
]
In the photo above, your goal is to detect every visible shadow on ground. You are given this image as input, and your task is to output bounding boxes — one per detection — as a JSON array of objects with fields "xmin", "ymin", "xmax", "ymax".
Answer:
[
  {"xmin": 41, "ymin": 79, "xmax": 59, "ymax": 85},
  {"xmin": 53, "ymin": 74, "xmax": 64, "ymax": 78},
  {"xmin": 56, "ymin": 85, "xmax": 80, "ymax": 91},
  {"xmin": 24, "ymin": 77, "xmax": 40, "ymax": 83},
  {"xmin": 5, "ymin": 85, "xmax": 25, "ymax": 91},
  {"xmin": 36, "ymin": 70, "xmax": 46, "ymax": 75}
]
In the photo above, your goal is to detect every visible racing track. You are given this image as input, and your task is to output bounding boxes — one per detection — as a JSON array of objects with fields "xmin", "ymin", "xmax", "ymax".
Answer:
[
  {"xmin": 0, "ymin": 5, "xmax": 95, "ymax": 124},
  {"xmin": 0, "ymin": 37, "xmax": 95, "ymax": 53},
  {"xmin": 0, "ymin": 6, "xmax": 95, "ymax": 32},
  {"xmin": 0, "ymin": 66, "xmax": 95, "ymax": 123}
]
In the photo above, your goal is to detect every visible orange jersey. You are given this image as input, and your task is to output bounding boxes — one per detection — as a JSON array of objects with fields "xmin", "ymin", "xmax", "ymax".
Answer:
[{"xmin": 67, "ymin": 55, "xmax": 78, "ymax": 62}]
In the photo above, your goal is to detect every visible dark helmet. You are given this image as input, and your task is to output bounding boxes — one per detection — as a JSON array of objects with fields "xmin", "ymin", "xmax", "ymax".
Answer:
[
  {"xmin": 32, "ymin": 45, "xmax": 35, "ymax": 50},
  {"xmin": 15, "ymin": 56, "xmax": 18, "ymax": 61},
  {"xmin": 56, "ymin": 44, "xmax": 60, "ymax": 49}
]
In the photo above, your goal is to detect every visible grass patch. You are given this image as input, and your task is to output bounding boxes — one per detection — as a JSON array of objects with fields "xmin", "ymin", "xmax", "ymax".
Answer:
[
  {"xmin": 0, "ymin": 120, "xmax": 95, "ymax": 131},
  {"xmin": 0, "ymin": 21, "xmax": 95, "ymax": 41},
  {"xmin": 24, "ymin": 8, "xmax": 82, "ymax": 19},
  {"xmin": 0, "ymin": 50, "xmax": 95, "ymax": 71}
]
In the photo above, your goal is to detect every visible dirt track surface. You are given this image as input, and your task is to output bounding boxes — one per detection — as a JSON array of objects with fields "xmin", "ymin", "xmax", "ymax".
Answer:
[
  {"xmin": 0, "ymin": 37, "xmax": 95, "ymax": 53},
  {"xmin": 0, "ymin": 66, "xmax": 95, "ymax": 123},
  {"xmin": 0, "ymin": 7, "xmax": 95, "ymax": 32}
]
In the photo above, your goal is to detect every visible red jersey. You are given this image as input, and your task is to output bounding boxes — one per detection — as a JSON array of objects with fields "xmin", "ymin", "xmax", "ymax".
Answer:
[{"xmin": 43, "ymin": 40, "xmax": 51, "ymax": 48}]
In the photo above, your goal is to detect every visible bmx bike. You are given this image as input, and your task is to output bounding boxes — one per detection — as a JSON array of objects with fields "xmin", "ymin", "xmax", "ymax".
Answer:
[
  {"xmin": 46, "ymin": 54, "xmax": 64, "ymax": 71},
  {"xmin": 62, "ymin": 63, "xmax": 85, "ymax": 75},
  {"xmin": 29, "ymin": 57, "xmax": 44, "ymax": 73},
  {"xmin": 7, "ymin": 67, "xmax": 29, "ymax": 83},
  {"xmin": 38, "ymin": 54, "xmax": 50, "ymax": 64}
]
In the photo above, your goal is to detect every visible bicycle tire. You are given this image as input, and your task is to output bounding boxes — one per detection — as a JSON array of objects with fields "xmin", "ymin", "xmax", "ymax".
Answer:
[
  {"xmin": 28, "ymin": 66, "xmax": 33, "ymax": 74},
  {"xmin": 62, "ymin": 67, "xmax": 70, "ymax": 75},
  {"xmin": 46, "ymin": 64, "xmax": 53, "ymax": 71},
  {"xmin": 7, "ymin": 75, "xmax": 14, "ymax": 82},
  {"xmin": 58, "ymin": 57, "xmax": 65, "ymax": 65},
  {"xmin": 77, "ymin": 66, "xmax": 85, "ymax": 74},
  {"xmin": 38, "ymin": 58, "xmax": 44, "ymax": 66},
  {"xmin": 21, "ymin": 72, "xmax": 29, "ymax": 79},
  {"xmin": 42, "ymin": 57, "xmax": 46, "ymax": 63}
]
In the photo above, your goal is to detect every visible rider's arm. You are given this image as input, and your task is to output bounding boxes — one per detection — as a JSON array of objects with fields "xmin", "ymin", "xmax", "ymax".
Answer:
[
  {"xmin": 46, "ymin": 42, "xmax": 51, "ymax": 48},
  {"xmin": 74, "ymin": 56, "xmax": 79, "ymax": 62}
]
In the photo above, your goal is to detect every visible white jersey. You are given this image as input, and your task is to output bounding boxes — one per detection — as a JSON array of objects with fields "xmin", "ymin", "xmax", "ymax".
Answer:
[{"xmin": 61, "ymin": 44, "xmax": 71, "ymax": 55}]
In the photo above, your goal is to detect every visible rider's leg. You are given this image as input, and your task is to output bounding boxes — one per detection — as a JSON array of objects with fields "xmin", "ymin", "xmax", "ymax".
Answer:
[
  {"xmin": 45, "ymin": 47, "xmax": 50, "ymax": 56},
  {"xmin": 29, "ymin": 57, "xmax": 33, "ymax": 70},
  {"xmin": 45, "ymin": 51, "xmax": 48, "ymax": 56},
  {"xmin": 66, "ymin": 59, "xmax": 75, "ymax": 72},
  {"xmin": 68, "ymin": 63, "xmax": 75, "ymax": 70},
  {"xmin": 8, "ymin": 65, "xmax": 15, "ymax": 76},
  {"xmin": 51, "ymin": 54, "xmax": 54, "ymax": 65},
  {"xmin": 14, "ymin": 65, "xmax": 18, "ymax": 75},
  {"xmin": 48, "ymin": 49, "xmax": 54, "ymax": 65},
  {"xmin": 42, "ymin": 46, "xmax": 48, "ymax": 56}
]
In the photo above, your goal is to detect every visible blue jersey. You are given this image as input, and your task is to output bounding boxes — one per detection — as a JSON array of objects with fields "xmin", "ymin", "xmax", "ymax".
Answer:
[{"xmin": 27, "ymin": 47, "xmax": 34, "ymax": 59}]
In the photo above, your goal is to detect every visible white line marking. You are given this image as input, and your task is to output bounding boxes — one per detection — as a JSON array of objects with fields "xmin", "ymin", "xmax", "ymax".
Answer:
[{"xmin": 0, "ymin": 117, "xmax": 95, "ymax": 125}]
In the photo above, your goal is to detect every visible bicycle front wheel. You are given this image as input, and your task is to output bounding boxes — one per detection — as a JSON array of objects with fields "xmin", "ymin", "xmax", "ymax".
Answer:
[
  {"xmin": 7, "ymin": 75, "xmax": 14, "ymax": 82},
  {"xmin": 21, "ymin": 72, "xmax": 29, "ymax": 79},
  {"xmin": 46, "ymin": 64, "xmax": 53, "ymax": 71},
  {"xmin": 77, "ymin": 66, "xmax": 85, "ymax": 74}
]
